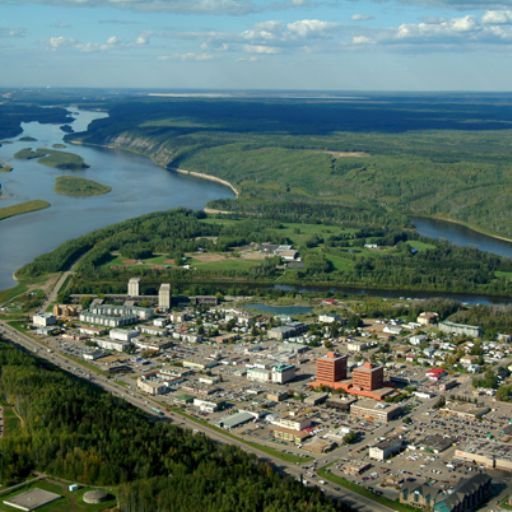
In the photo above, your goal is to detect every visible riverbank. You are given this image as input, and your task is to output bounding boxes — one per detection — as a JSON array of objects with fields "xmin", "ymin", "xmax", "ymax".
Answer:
[
  {"xmin": 170, "ymin": 167, "xmax": 239, "ymax": 198},
  {"xmin": 413, "ymin": 214, "xmax": 512, "ymax": 245},
  {"xmin": 0, "ymin": 200, "xmax": 50, "ymax": 222}
]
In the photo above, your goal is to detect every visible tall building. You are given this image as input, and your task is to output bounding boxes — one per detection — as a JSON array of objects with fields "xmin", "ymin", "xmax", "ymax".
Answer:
[
  {"xmin": 128, "ymin": 277, "xmax": 141, "ymax": 297},
  {"xmin": 352, "ymin": 362, "xmax": 384, "ymax": 391},
  {"xmin": 316, "ymin": 352, "xmax": 347, "ymax": 385},
  {"xmin": 158, "ymin": 283, "xmax": 172, "ymax": 310}
]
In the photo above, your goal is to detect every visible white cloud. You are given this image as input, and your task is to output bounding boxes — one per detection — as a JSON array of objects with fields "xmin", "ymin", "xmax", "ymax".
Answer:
[
  {"xmin": 352, "ymin": 35, "xmax": 372, "ymax": 45},
  {"xmin": 159, "ymin": 51, "xmax": 215, "ymax": 61},
  {"xmin": 243, "ymin": 44, "xmax": 280, "ymax": 54},
  {"xmin": 396, "ymin": 15, "xmax": 477, "ymax": 40},
  {"xmin": 48, "ymin": 35, "xmax": 72, "ymax": 49},
  {"xmin": 482, "ymin": 10, "xmax": 512, "ymax": 24},
  {"xmin": 352, "ymin": 14, "xmax": 374, "ymax": 22},
  {"xmin": 286, "ymin": 19, "xmax": 337, "ymax": 38}
]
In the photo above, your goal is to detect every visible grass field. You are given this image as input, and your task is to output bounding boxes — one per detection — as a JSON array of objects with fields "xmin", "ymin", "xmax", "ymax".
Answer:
[
  {"xmin": 0, "ymin": 284, "xmax": 28, "ymax": 306},
  {"xmin": 55, "ymin": 176, "xmax": 111, "ymax": 197},
  {"xmin": 0, "ymin": 479, "xmax": 116, "ymax": 512},
  {"xmin": 0, "ymin": 200, "xmax": 50, "ymax": 222}
]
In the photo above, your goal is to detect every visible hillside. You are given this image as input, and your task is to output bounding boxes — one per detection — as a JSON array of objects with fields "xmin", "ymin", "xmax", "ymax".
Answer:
[{"xmin": 71, "ymin": 95, "xmax": 512, "ymax": 239}]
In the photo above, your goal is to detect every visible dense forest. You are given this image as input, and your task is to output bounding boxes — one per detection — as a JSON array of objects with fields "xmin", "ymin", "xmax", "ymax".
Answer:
[
  {"xmin": 16, "ymin": 209, "xmax": 512, "ymax": 298},
  {"xmin": 67, "ymin": 94, "xmax": 512, "ymax": 239},
  {"xmin": 0, "ymin": 337, "xmax": 343, "ymax": 512}
]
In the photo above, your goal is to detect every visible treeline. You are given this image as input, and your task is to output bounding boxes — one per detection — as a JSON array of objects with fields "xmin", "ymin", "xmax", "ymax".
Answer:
[{"xmin": 0, "ymin": 338, "xmax": 343, "ymax": 511}]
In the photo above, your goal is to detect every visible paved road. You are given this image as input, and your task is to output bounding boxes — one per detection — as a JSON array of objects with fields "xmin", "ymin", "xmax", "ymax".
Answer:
[
  {"xmin": 0, "ymin": 320, "xmax": 394, "ymax": 512},
  {"xmin": 42, "ymin": 271, "xmax": 73, "ymax": 311}
]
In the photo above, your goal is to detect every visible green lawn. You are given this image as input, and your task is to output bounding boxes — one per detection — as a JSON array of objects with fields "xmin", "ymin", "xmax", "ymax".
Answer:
[
  {"xmin": 0, "ymin": 284, "xmax": 28, "ymax": 306},
  {"xmin": 191, "ymin": 257, "xmax": 260, "ymax": 272}
]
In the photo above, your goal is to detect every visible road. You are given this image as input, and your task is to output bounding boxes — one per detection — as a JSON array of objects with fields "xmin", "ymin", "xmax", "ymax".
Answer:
[
  {"xmin": 42, "ymin": 271, "xmax": 73, "ymax": 311},
  {"xmin": 0, "ymin": 320, "xmax": 394, "ymax": 512}
]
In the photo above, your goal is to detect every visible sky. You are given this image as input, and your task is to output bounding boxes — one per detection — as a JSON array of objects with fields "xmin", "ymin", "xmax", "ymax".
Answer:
[{"xmin": 1, "ymin": 0, "xmax": 512, "ymax": 90}]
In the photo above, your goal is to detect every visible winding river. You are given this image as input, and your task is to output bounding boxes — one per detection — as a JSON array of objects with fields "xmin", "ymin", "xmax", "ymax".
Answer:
[
  {"xmin": 0, "ymin": 109, "xmax": 234, "ymax": 290},
  {"xmin": 1, "ymin": 109, "xmax": 512, "ymax": 305}
]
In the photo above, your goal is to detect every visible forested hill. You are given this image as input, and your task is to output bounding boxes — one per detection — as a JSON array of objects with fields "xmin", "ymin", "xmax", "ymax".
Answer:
[
  {"xmin": 71, "ymin": 94, "xmax": 512, "ymax": 239},
  {"xmin": 0, "ymin": 337, "xmax": 344, "ymax": 512}
]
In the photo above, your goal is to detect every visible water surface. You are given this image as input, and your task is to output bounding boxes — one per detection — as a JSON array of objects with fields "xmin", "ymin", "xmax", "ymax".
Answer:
[{"xmin": 0, "ymin": 109, "xmax": 233, "ymax": 290}]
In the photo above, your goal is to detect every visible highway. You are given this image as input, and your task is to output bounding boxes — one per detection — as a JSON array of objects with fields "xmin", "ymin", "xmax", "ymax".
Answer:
[{"xmin": 0, "ymin": 320, "xmax": 394, "ymax": 512}]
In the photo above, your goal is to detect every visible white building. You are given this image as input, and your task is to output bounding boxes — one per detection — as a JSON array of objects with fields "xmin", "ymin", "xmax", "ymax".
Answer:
[
  {"xmin": 95, "ymin": 338, "xmax": 130, "ymax": 352},
  {"xmin": 247, "ymin": 367, "xmax": 270, "ymax": 383},
  {"xmin": 128, "ymin": 277, "xmax": 141, "ymax": 297},
  {"xmin": 271, "ymin": 364, "xmax": 296, "ymax": 384},
  {"xmin": 158, "ymin": 283, "xmax": 171, "ymax": 311},
  {"xmin": 369, "ymin": 438, "xmax": 404, "ymax": 461},
  {"xmin": 32, "ymin": 313, "xmax": 56, "ymax": 327},
  {"xmin": 109, "ymin": 328, "xmax": 139, "ymax": 343},
  {"xmin": 319, "ymin": 313, "xmax": 341, "ymax": 324}
]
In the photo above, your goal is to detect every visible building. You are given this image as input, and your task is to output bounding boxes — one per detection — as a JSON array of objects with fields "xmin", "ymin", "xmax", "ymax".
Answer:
[
  {"xmin": 32, "ymin": 313, "xmax": 56, "ymax": 328},
  {"xmin": 247, "ymin": 367, "xmax": 270, "ymax": 383},
  {"xmin": 272, "ymin": 427, "xmax": 310, "ymax": 444},
  {"xmin": 318, "ymin": 313, "xmax": 341, "ymax": 324},
  {"xmin": 137, "ymin": 373, "xmax": 168, "ymax": 395},
  {"xmin": 128, "ymin": 277, "xmax": 141, "ymax": 297},
  {"xmin": 271, "ymin": 363, "xmax": 296, "ymax": 384},
  {"xmin": 53, "ymin": 304, "xmax": 80, "ymax": 319},
  {"xmin": 433, "ymin": 473, "xmax": 492, "ymax": 512},
  {"xmin": 158, "ymin": 283, "xmax": 172, "ymax": 311},
  {"xmin": 352, "ymin": 362, "xmax": 384, "ymax": 391},
  {"xmin": 268, "ymin": 322, "xmax": 308, "ymax": 341},
  {"xmin": 109, "ymin": 328, "xmax": 138, "ymax": 343},
  {"xmin": 455, "ymin": 440, "xmax": 512, "ymax": 471},
  {"xmin": 439, "ymin": 321, "xmax": 481, "ymax": 338},
  {"xmin": 346, "ymin": 340, "xmax": 370, "ymax": 352},
  {"xmin": 417, "ymin": 311, "xmax": 439, "ymax": 326},
  {"xmin": 271, "ymin": 414, "xmax": 312, "ymax": 432},
  {"xmin": 217, "ymin": 412, "xmax": 256, "ymax": 430},
  {"xmin": 350, "ymin": 400, "xmax": 403, "ymax": 423},
  {"xmin": 400, "ymin": 480, "xmax": 444, "ymax": 510},
  {"xmin": 369, "ymin": 438, "xmax": 404, "ymax": 461},
  {"xmin": 315, "ymin": 352, "xmax": 347, "ymax": 385},
  {"xmin": 79, "ymin": 312, "xmax": 138, "ymax": 328},
  {"xmin": 94, "ymin": 338, "xmax": 130, "ymax": 352}
]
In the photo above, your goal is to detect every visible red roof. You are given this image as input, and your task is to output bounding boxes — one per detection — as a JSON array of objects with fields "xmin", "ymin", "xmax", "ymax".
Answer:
[{"xmin": 426, "ymin": 368, "xmax": 445, "ymax": 376}]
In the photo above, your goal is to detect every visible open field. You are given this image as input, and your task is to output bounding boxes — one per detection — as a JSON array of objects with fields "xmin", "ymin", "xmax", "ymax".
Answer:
[
  {"xmin": 0, "ymin": 479, "xmax": 116, "ymax": 512},
  {"xmin": 15, "ymin": 148, "xmax": 89, "ymax": 170},
  {"xmin": 0, "ymin": 200, "xmax": 50, "ymax": 222},
  {"xmin": 55, "ymin": 176, "xmax": 111, "ymax": 197}
]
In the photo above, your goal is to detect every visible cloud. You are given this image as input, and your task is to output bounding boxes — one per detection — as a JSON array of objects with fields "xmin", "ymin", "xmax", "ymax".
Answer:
[
  {"xmin": 395, "ymin": 15, "xmax": 477, "ymax": 40},
  {"xmin": 352, "ymin": 14, "xmax": 374, "ymax": 22},
  {"xmin": 482, "ymin": 10, "xmax": 512, "ymax": 24},
  {"xmin": 286, "ymin": 19, "xmax": 337, "ymax": 37},
  {"xmin": 243, "ymin": 44, "xmax": 280, "ymax": 54},
  {"xmin": 352, "ymin": 35, "xmax": 373, "ymax": 45},
  {"xmin": 158, "ymin": 51, "xmax": 215, "ymax": 61},
  {"xmin": 46, "ymin": 34, "xmax": 153, "ymax": 52},
  {"xmin": 0, "ymin": 0, "xmax": 330, "ymax": 14},
  {"xmin": 0, "ymin": 27, "xmax": 26, "ymax": 38}
]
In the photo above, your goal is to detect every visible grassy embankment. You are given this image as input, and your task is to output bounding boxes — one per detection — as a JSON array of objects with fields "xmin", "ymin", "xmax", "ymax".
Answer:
[
  {"xmin": 15, "ymin": 148, "xmax": 89, "ymax": 170},
  {"xmin": 55, "ymin": 176, "xmax": 111, "ymax": 197},
  {"xmin": 0, "ymin": 200, "xmax": 50, "ymax": 222}
]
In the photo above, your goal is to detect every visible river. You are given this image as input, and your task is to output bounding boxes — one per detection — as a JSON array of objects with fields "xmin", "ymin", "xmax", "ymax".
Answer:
[
  {"xmin": 0, "ymin": 109, "xmax": 234, "ymax": 290},
  {"xmin": 412, "ymin": 217, "xmax": 512, "ymax": 259}
]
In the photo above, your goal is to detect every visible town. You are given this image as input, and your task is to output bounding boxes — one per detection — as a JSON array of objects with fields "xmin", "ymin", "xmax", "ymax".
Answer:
[{"xmin": 23, "ymin": 276, "xmax": 512, "ymax": 511}]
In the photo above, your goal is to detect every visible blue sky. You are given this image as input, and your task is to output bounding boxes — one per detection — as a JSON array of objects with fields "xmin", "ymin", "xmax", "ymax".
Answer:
[{"xmin": 1, "ymin": 0, "xmax": 512, "ymax": 90}]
